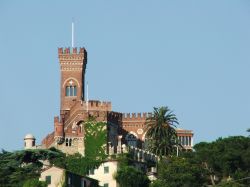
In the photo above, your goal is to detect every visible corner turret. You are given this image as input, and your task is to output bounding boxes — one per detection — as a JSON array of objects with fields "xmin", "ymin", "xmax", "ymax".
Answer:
[
  {"xmin": 54, "ymin": 116, "xmax": 64, "ymax": 144},
  {"xmin": 24, "ymin": 134, "xmax": 36, "ymax": 149}
]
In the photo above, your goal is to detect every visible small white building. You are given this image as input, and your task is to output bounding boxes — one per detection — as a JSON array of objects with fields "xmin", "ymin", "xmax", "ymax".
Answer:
[
  {"xmin": 24, "ymin": 134, "xmax": 36, "ymax": 149},
  {"xmin": 88, "ymin": 160, "xmax": 118, "ymax": 187},
  {"xmin": 40, "ymin": 166, "xmax": 98, "ymax": 187}
]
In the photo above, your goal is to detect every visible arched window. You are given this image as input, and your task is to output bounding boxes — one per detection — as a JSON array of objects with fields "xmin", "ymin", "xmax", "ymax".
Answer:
[
  {"xmin": 65, "ymin": 86, "xmax": 77, "ymax": 96},
  {"xmin": 125, "ymin": 133, "xmax": 138, "ymax": 147},
  {"xmin": 69, "ymin": 139, "xmax": 72, "ymax": 146}
]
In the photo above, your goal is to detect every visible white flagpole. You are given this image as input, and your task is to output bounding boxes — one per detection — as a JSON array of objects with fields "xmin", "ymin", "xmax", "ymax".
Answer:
[{"xmin": 72, "ymin": 19, "xmax": 74, "ymax": 48}]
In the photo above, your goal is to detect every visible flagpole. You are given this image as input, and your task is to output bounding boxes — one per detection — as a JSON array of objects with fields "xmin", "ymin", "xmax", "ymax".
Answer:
[{"xmin": 71, "ymin": 19, "xmax": 74, "ymax": 48}]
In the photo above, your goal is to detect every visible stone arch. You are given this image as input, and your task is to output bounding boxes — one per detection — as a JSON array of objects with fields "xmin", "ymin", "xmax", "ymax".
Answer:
[
  {"xmin": 141, "ymin": 132, "xmax": 147, "ymax": 141},
  {"xmin": 72, "ymin": 120, "xmax": 85, "ymax": 134},
  {"xmin": 63, "ymin": 77, "xmax": 80, "ymax": 88},
  {"xmin": 125, "ymin": 131, "xmax": 138, "ymax": 147}
]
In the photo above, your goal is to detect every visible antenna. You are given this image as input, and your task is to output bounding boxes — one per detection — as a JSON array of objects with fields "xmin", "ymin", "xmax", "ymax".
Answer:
[
  {"xmin": 71, "ymin": 18, "xmax": 74, "ymax": 48},
  {"xmin": 86, "ymin": 82, "xmax": 89, "ymax": 112}
]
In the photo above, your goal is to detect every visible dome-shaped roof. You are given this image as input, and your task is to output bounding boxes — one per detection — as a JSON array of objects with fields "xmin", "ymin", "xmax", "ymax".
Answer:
[{"xmin": 24, "ymin": 134, "xmax": 35, "ymax": 140}]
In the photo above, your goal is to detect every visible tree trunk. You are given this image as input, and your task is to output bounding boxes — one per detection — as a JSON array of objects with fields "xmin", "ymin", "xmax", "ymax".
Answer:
[{"xmin": 204, "ymin": 162, "xmax": 215, "ymax": 186}]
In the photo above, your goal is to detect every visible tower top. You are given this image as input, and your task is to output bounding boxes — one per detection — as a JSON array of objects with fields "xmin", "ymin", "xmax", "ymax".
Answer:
[{"xmin": 58, "ymin": 47, "xmax": 87, "ymax": 55}]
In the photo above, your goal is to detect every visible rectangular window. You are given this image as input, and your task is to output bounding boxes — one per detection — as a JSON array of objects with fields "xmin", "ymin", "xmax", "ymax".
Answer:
[
  {"xmin": 70, "ymin": 86, "xmax": 74, "ymax": 96},
  {"xmin": 104, "ymin": 166, "xmax": 109, "ymax": 174},
  {"xmin": 89, "ymin": 168, "xmax": 94, "ymax": 175},
  {"xmin": 104, "ymin": 183, "xmax": 109, "ymax": 187},
  {"xmin": 66, "ymin": 86, "xmax": 70, "ymax": 96},
  {"xmin": 45, "ymin": 176, "xmax": 51, "ymax": 184},
  {"xmin": 73, "ymin": 86, "xmax": 77, "ymax": 96}
]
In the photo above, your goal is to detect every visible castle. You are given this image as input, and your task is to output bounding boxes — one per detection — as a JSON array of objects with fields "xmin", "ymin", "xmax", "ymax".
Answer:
[{"xmin": 25, "ymin": 46, "xmax": 193, "ymax": 155}]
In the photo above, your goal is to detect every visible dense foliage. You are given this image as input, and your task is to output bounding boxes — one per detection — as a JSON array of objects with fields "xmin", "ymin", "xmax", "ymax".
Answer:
[
  {"xmin": 193, "ymin": 136, "xmax": 250, "ymax": 186},
  {"xmin": 114, "ymin": 153, "xmax": 150, "ymax": 187},
  {"xmin": 49, "ymin": 118, "xmax": 108, "ymax": 178},
  {"xmin": 145, "ymin": 106, "xmax": 179, "ymax": 158},
  {"xmin": 151, "ymin": 136, "xmax": 250, "ymax": 187},
  {"xmin": 84, "ymin": 117, "xmax": 108, "ymax": 161},
  {"xmin": 115, "ymin": 166, "xmax": 150, "ymax": 187},
  {"xmin": 23, "ymin": 178, "xmax": 47, "ymax": 187},
  {"xmin": 0, "ymin": 148, "xmax": 63, "ymax": 187},
  {"xmin": 151, "ymin": 156, "xmax": 207, "ymax": 187},
  {"xmin": 0, "ymin": 118, "xmax": 108, "ymax": 186}
]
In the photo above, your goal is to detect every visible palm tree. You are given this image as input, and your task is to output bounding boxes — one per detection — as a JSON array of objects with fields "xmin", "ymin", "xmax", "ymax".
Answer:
[{"xmin": 145, "ymin": 106, "xmax": 179, "ymax": 158}]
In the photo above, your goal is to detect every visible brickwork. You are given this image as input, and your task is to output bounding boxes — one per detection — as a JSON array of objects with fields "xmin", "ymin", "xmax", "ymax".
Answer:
[
  {"xmin": 58, "ymin": 47, "xmax": 87, "ymax": 110},
  {"xmin": 41, "ymin": 46, "xmax": 194, "ymax": 155}
]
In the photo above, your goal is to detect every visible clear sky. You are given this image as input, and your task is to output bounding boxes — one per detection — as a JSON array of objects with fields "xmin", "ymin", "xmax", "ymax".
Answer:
[{"xmin": 0, "ymin": 0, "xmax": 250, "ymax": 151}]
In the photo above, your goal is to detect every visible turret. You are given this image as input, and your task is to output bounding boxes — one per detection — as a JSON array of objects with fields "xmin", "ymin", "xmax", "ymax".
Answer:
[
  {"xmin": 54, "ymin": 116, "xmax": 64, "ymax": 144},
  {"xmin": 24, "ymin": 134, "xmax": 36, "ymax": 149}
]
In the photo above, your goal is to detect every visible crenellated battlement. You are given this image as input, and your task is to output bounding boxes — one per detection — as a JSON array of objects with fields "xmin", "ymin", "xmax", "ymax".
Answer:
[
  {"xmin": 122, "ymin": 112, "xmax": 152, "ymax": 121},
  {"xmin": 65, "ymin": 100, "xmax": 112, "ymax": 120},
  {"xmin": 58, "ymin": 47, "xmax": 86, "ymax": 55},
  {"xmin": 108, "ymin": 111, "xmax": 122, "ymax": 122},
  {"xmin": 83, "ymin": 100, "xmax": 112, "ymax": 112}
]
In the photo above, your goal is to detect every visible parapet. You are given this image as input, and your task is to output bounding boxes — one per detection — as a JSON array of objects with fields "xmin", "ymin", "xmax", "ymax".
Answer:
[
  {"xmin": 108, "ymin": 111, "xmax": 122, "ymax": 123},
  {"xmin": 58, "ymin": 47, "xmax": 87, "ymax": 55},
  {"xmin": 41, "ymin": 132, "xmax": 55, "ymax": 148},
  {"xmin": 85, "ymin": 100, "xmax": 112, "ymax": 111},
  {"xmin": 176, "ymin": 129, "xmax": 193, "ymax": 135},
  {"xmin": 122, "ymin": 112, "xmax": 152, "ymax": 121}
]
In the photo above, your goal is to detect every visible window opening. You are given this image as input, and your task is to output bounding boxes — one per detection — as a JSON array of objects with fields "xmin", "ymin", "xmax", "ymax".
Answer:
[
  {"xmin": 104, "ymin": 166, "xmax": 109, "ymax": 174},
  {"xmin": 45, "ymin": 176, "xmax": 51, "ymax": 184}
]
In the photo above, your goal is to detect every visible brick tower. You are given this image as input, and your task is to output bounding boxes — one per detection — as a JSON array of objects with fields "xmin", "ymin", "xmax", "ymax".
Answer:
[
  {"xmin": 58, "ymin": 47, "xmax": 87, "ymax": 111},
  {"xmin": 41, "ymin": 45, "xmax": 193, "ymax": 156}
]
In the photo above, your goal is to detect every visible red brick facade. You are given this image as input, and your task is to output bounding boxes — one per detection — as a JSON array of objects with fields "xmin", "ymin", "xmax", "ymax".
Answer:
[{"xmin": 41, "ymin": 47, "xmax": 193, "ymax": 154}]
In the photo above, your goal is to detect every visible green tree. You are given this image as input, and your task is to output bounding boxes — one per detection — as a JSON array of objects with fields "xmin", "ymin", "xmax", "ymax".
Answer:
[
  {"xmin": 194, "ymin": 136, "xmax": 250, "ymax": 186},
  {"xmin": 151, "ymin": 157, "xmax": 207, "ymax": 187},
  {"xmin": 114, "ymin": 166, "xmax": 150, "ymax": 187},
  {"xmin": 23, "ymin": 178, "xmax": 47, "ymax": 187},
  {"xmin": 0, "ymin": 148, "xmax": 65, "ymax": 187},
  {"xmin": 145, "ymin": 106, "xmax": 179, "ymax": 158}
]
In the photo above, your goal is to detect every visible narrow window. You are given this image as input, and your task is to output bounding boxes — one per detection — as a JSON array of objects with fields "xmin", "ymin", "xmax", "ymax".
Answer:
[
  {"xmin": 45, "ymin": 176, "xmax": 51, "ymax": 184},
  {"xmin": 66, "ymin": 86, "xmax": 70, "ymax": 96},
  {"xmin": 82, "ymin": 180, "xmax": 87, "ymax": 187},
  {"xmin": 89, "ymin": 168, "xmax": 94, "ymax": 175},
  {"xmin": 69, "ymin": 86, "xmax": 73, "ymax": 96},
  {"xmin": 181, "ymin": 136, "xmax": 184, "ymax": 145},
  {"xmin": 69, "ymin": 139, "xmax": 72, "ymax": 146},
  {"xmin": 66, "ymin": 138, "xmax": 68, "ymax": 146},
  {"xmin": 73, "ymin": 86, "xmax": 77, "ymax": 96},
  {"xmin": 104, "ymin": 166, "xmax": 109, "ymax": 174},
  {"xmin": 32, "ymin": 140, "xmax": 35, "ymax": 147}
]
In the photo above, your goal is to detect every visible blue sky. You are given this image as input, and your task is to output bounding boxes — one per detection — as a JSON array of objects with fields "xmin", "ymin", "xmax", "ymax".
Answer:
[{"xmin": 0, "ymin": 0, "xmax": 250, "ymax": 151}]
